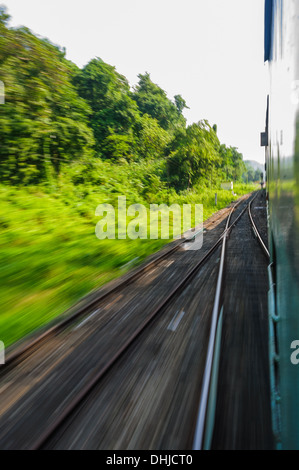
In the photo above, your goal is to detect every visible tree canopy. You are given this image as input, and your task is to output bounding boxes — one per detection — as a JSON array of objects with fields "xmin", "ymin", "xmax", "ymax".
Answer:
[
  {"xmin": 133, "ymin": 72, "xmax": 186, "ymax": 131},
  {"xmin": 0, "ymin": 5, "xmax": 252, "ymax": 189},
  {"xmin": 0, "ymin": 6, "xmax": 94, "ymax": 183}
]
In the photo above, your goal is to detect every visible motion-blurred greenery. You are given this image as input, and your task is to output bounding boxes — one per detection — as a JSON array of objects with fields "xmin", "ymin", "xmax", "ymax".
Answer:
[
  {"xmin": 0, "ymin": 6, "xmax": 259, "ymax": 346},
  {"xmin": 0, "ymin": 180, "xmax": 257, "ymax": 347}
]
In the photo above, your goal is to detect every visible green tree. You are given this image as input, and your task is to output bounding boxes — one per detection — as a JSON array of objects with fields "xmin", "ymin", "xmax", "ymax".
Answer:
[
  {"xmin": 0, "ymin": 9, "xmax": 94, "ymax": 183},
  {"xmin": 219, "ymin": 145, "xmax": 246, "ymax": 182},
  {"xmin": 174, "ymin": 94, "xmax": 189, "ymax": 115},
  {"xmin": 74, "ymin": 58, "xmax": 139, "ymax": 159},
  {"xmin": 167, "ymin": 120, "xmax": 221, "ymax": 191},
  {"xmin": 133, "ymin": 114, "xmax": 171, "ymax": 160},
  {"xmin": 243, "ymin": 164, "xmax": 255, "ymax": 183},
  {"xmin": 133, "ymin": 72, "xmax": 186, "ymax": 131}
]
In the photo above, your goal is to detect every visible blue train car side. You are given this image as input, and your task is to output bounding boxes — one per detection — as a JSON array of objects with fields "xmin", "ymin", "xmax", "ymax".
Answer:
[{"xmin": 264, "ymin": 0, "xmax": 299, "ymax": 450}]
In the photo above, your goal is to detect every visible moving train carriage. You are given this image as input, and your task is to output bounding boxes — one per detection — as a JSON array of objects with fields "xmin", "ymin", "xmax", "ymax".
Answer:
[{"xmin": 263, "ymin": 0, "xmax": 299, "ymax": 450}]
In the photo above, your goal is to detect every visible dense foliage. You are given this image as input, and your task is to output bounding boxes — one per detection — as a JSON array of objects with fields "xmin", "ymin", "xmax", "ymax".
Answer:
[
  {"xmin": 0, "ymin": 6, "xmax": 257, "ymax": 190},
  {"xmin": 0, "ymin": 8, "xmax": 94, "ymax": 183}
]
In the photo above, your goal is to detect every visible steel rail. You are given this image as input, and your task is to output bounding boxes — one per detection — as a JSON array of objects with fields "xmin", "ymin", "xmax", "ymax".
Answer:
[
  {"xmin": 192, "ymin": 200, "xmax": 234, "ymax": 450},
  {"xmin": 192, "ymin": 191, "xmax": 259, "ymax": 450},
  {"xmin": 248, "ymin": 194, "xmax": 270, "ymax": 260}
]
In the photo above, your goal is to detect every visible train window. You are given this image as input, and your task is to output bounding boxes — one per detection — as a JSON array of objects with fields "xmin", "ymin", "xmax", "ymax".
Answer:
[{"xmin": 265, "ymin": 0, "xmax": 274, "ymax": 62}]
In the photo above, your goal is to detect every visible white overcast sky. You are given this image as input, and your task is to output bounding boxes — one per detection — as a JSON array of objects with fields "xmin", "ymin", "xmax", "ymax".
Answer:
[{"xmin": 3, "ymin": 0, "xmax": 267, "ymax": 163}]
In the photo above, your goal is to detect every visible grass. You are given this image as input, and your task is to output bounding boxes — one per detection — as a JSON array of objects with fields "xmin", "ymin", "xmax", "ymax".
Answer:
[{"xmin": 0, "ymin": 181, "xmax": 258, "ymax": 347}]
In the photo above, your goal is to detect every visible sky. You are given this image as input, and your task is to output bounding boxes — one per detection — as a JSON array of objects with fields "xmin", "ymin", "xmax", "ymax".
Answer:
[{"xmin": 2, "ymin": 0, "xmax": 268, "ymax": 163}]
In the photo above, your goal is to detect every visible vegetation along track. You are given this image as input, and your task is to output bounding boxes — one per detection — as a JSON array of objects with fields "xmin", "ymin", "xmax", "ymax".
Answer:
[{"xmin": 0, "ymin": 192, "xmax": 256, "ymax": 449}]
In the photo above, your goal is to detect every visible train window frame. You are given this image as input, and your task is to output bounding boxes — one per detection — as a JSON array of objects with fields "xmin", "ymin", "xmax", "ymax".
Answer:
[{"xmin": 265, "ymin": 0, "xmax": 274, "ymax": 62}]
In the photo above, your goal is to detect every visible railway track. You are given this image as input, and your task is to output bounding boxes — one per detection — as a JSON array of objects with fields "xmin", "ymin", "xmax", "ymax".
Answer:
[
  {"xmin": 248, "ymin": 193, "xmax": 270, "ymax": 260},
  {"xmin": 0, "ymin": 191, "xmax": 263, "ymax": 449},
  {"xmin": 192, "ymin": 189, "xmax": 270, "ymax": 449},
  {"xmin": 38, "ymin": 194, "xmax": 253, "ymax": 450},
  {"xmin": 208, "ymin": 189, "xmax": 273, "ymax": 450}
]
